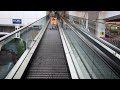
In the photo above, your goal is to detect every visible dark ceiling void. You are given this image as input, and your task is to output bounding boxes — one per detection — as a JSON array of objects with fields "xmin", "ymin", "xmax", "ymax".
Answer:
[
  {"xmin": 104, "ymin": 15, "xmax": 120, "ymax": 22},
  {"xmin": 107, "ymin": 19, "xmax": 120, "ymax": 22}
]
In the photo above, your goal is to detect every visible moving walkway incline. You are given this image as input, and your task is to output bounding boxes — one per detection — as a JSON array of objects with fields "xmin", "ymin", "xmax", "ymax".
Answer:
[
  {"xmin": 23, "ymin": 23, "xmax": 71, "ymax": 79},
  {"xmin": 61, "ymin": 19, "xmax": 120, "ymax": 79}
]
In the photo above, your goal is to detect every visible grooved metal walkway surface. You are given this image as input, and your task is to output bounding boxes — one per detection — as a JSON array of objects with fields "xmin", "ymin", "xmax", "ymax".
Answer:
[{"xmin": 24, "ymin": 23, "xmax": 71, "ymax": 79}]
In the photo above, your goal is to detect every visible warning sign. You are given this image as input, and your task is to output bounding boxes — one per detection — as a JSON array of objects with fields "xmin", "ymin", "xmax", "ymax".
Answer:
[{"xmin": 100, "ymin": 32, "xmax": 104, "ymax": 35}]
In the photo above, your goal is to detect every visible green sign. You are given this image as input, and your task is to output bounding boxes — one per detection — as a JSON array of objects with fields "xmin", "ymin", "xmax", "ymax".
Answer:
[{"xmin": 110, "ymin": 25, "xmax": 117, "ymax": 30}]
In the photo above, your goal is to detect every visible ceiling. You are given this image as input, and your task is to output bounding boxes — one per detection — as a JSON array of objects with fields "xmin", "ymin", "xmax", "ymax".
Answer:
[{"xmin": 105, "ymin": 15, "xmax": 120, "ymax": 22}]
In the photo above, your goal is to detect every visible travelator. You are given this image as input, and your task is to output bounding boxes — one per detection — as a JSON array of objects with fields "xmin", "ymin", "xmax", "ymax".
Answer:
[
  {"xmin": 0, "ymin": 15, "xmax": 120, "ymax": 79},
  {"xmin": 62, "ymin": 16, "xmax": 120, "ymax": 79}
]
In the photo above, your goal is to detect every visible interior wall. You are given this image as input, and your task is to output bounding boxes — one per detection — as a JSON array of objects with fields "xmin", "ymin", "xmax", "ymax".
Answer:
[
  {"xmin": 0, "ymin": 11, "xmax": 47, "ymax": 26},
  {"xmin": 65, "ymin": 11, "xmax": 99, "ymax": 20},
  {"xmin": 98, "ymin": 11, "xmax": 120, "ymax": 19},
  {"xmin": 66, "ymin": 11, "xmax": 120, "ymax": 20}
]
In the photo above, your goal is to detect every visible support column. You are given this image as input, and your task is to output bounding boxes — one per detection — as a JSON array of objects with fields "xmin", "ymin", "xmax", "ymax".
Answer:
[
  {"xmin": 96, "ymin": 19, "xmax": 106, "ymax": 38},
  {"xmin": 85, "ymin": 13, "xmax": 89, "ymax": 32},
  {"xmin": 15, "ymin": 25, "xmax": 20, "ymax": 38}
]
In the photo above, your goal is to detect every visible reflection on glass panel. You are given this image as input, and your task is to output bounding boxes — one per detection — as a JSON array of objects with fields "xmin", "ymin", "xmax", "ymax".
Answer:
[
  {"xmin": 65, "ymin": 15, "xmax": 120, "ymax": 49},
  {"xmin": 0, "ymin": 16, "xmax": 48, "ymax": 79},
  {"xmin": 62, "ymin": 22, "xmax": 120, "ymax": 79}
]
